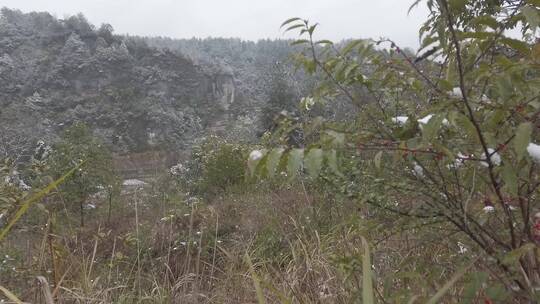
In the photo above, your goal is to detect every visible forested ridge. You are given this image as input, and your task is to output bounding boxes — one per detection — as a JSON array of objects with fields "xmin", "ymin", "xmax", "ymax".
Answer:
[{"xmin": 0, "ymin": 8, "xmax": 312, "ymax": 155}]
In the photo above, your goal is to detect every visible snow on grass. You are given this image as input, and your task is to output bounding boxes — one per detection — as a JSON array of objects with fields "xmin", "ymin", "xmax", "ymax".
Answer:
[
  {"xmin": 527, "ymin": 143, "xmax": 540, "ymax": 164},
  {"xmin": 457, "ymin": 242, "xmax": 467, "ymax": 254},
  {"xmin": 417, "ymin": 114, "xmax": 449, "ymax": 126},
  {"xmin": 483, "ymin": 205, "xmax": 495, "ymax": 213},
  {"xmin": 417, "ymin": 114, "xmax": 433, "ymax": 125},
  {"xmin": 391, "ymin": 116, "xmax": 409, "ymax": 125},
  {"xmin": 249, "ymin": 150, "xmax": 263, "ymax": 161},
  {"xmin": 450, "ymin": 87, "xmax": 463, "ymax": 98},
  {"xmin": 480, "ymin": 148, "xmax": 501, "ymax": 167},
  {"xmin": 122, "ymin": 179, "xmax": 147, "ymax": 186},
  {"xmin": 83, "ymin": 203, "xmax": 96, "ymax": 210},
  {"xmin": 412, "ymin": 162, "xmax": 424, "ymax": 178},
  {"xmin": 448, "ymin": 152, "xmax": 468, "ymax": 169},
  {"xmin": 18, "ymin": 180, "xmax": 31, "ymax": 191}
]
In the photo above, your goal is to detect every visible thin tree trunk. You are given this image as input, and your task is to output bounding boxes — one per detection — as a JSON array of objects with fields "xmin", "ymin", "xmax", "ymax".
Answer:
[
  {"xmin": 80, "ymin": 201, "xmax": 84, "ymax": 227},
  {"xmin": 107, "ymin": 191, "xmax": 112, "ymax": 224}
]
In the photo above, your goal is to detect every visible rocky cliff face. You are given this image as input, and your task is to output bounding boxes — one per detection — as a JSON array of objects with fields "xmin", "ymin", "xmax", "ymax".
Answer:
[{"xmin": 0, "ymin": 8, "xmax": 280, "ymax": 155}]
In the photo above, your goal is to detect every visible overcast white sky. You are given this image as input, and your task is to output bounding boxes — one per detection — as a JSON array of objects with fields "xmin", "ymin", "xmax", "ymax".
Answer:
[{"xmin": 0, "ymin": 0, "xmax": 429, "ymax": 49}]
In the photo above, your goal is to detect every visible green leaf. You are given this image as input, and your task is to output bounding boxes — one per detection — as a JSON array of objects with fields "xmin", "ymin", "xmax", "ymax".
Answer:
[
  {"xmin": 421, "ymin": 115, "xmax": 444, "ymax": 142},
  {"xmin": 496, "ymin": 75, "xmax": 514, "ymax": 99},
  {"xmin": 361, "ymin": 237, "xmax": 375, "ymax": 304},
  {"xmin": 245, "ymin": 254, "xmax": 267, "ymax": 304},
  {"xmin": 266, "ymin": 148, "xmax": 284, "ymax": 178},
  {"xmin": 304, "ymin": 148, "xmax": 323, "ymax": 178},
  {"xmin": 500, "ymin": 37, "xmax": 531, "ymax": 55},
  {"xmin": 514, "ymin": 122, "xmax": 532, "ymax": 161},
  {"xmin": 290, "ymin": 39, "xmax": 309, "ymax": 46},
  {"xmin": 458, "ymin": 31, "xmax": 495, "ymax": 39},
  {"xmin": 303, "ymin": 59, "xmax": 317, "ymax": 74},
  {"xmin": 433, "ymin": 142, "xmax": 454, "ymax": 159},
  {"xmin": 449, "ymin": 0, "xmax": 468, "ymax": 11},
  {"xmin": 248, "ymin": 150, "xmax": 266, "ymax": 177},
  {"xmin": 485, "ymin": 109, "xmax": 506, "ymax": 129},
  {"xmin": 449, "ymin": 112, "xmax": 479, "ymax": 143},
  {"xmin": 316, "ymin": 40, "xmax": 334, "ymax": 45},
  {"xmin": 333, "ymin": 60, "xmax": 345, "ymax": 80},
  {"xmin": 280, "ymin": 17, "xmax": 302, "ymax": 28},
  {"xmin": 426, "ymin": 262, "xmax": 475, "ymax": 304},
  {"xmin": 463, "ymin": 272, "xmax": 488, "ymax": 304},
  {"xmin": 0, "ymin": 286, "xmax": 23, "ymax": 304},
  {"xmin": 472, "ymin": 15, "xmax": 499, "ymax": 30},
  {"xmin": 522, "ymin": 6, "xmax": 540, "ymax": 30},
  {"xmin": 408, "ymin": 0, "xmax": 422, "ymax": 15},
  {"xmin": 485, "ymin": 283, "xmax": 510, "ymax": 302},
  {"xmin": 341, "ymin": 40, "xmax": 364, "ymax": 55},
  {"xmin": 326, "ymin": 149, "xmax": 342, "ymax": 176},
  {"xmin": 502, "ymin": 243, "xmax": 536, "ymax": 266},
  {"xmin": 287, "ymin": 149, "xmax": 304, "ymax": 178},
  {"xmin": 285, "ymin": 24, "xmax": 305, "ymax": 33},
  {"xmin": 501, "ymin": 163, "xmax": 518, "ymax": 196},
  {"xmin": 0, "ymin": 161, "xmax": 84, "ymax": 243},
  {"xmin": 420, "ymin": 36, "xmax": 439, "ymax": 50},
  {"xmin": 307, "ymin": 24, "xmax": 318, "ymax": 35},
  {"xmin": 344, "ymin": 63, "xmax": 359, "ymax": 80},
  {"xmin": 374, "ymin": 151, "xmax": 383, "ymax": 170},
  {"xmin": 326, "ymin": 130, "xmax": 345, "ymax": 147}
]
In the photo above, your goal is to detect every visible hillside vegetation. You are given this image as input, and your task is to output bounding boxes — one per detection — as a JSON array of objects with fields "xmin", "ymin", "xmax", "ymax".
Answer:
[{"xmin": 0, "ymin": 8, "xmax": 313, "ymax": 154}]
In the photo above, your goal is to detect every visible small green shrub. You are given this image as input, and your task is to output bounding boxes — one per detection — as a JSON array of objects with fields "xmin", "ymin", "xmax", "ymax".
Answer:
[{"xmin": 177, "ymin": 136, "xmax": 253, "ymax": 196}]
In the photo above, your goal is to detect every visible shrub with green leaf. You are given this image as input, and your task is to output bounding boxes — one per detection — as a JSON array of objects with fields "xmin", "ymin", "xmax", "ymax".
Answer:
[
  {"xmin": 46, "ymin": 122, "xmax": 118, "ymax": 227},
  {"xmin": 253, "ymin": 0, "xmax": 540, "ymax": 301},
  {"xmin": 180, "ymin": 136, "xmax": 253, "ymax": 196}
]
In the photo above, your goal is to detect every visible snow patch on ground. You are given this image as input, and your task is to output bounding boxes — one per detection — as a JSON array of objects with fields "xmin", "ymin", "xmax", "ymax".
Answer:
[
  {"xmin": 417, "ymin": 114, "xmax": 433, "ymax": 125},
  {"xmin": 122, "ymin": 179, "xmax": 147, "ymax": 186},
  {"xmin": 417, "ymin": 114, "xmax": 449, "ymax": 126}
]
